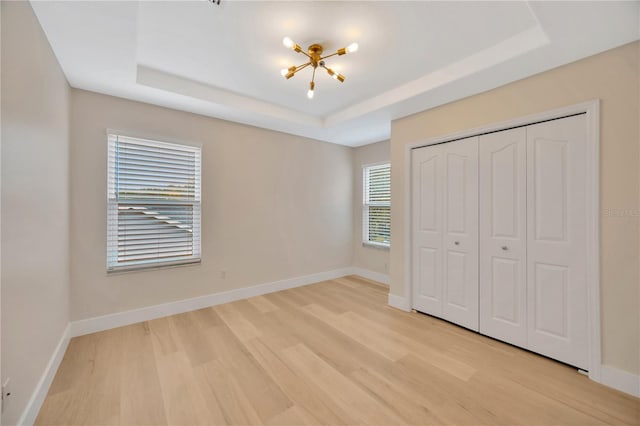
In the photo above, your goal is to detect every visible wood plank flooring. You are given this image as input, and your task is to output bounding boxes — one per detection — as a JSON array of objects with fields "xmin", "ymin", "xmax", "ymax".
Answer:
[{"xmin": 36, "ymin": 276, "xmax": 640, "ymax": 425}]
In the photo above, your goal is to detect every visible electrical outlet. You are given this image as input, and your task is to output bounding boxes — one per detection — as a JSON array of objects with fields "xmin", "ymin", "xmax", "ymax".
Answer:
[
  {"xmin": 220, "ymin": 269, "xmax": 227, "ymax": 279},
  {"xmin": 2, "ymin": 378, "xmax": 11, "ymax": 414}
]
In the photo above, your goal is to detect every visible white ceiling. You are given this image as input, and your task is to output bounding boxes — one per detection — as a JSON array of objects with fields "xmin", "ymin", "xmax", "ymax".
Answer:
[{"xmin": 31, "ymin": 1, "xmax": 640, "ymax": 147}]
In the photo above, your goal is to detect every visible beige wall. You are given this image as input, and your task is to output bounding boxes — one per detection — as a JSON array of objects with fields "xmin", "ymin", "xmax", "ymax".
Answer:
[
  {"xmin": 1, "ymin": 2, "xmax": 71, "ymax": 425},
  {"xmin": 352, "ymin": 140, "xmax": 390, "ymax": 276},
  {"xmin": 391, "ymin": 41, "xmax": 640, "ymax": 375},
  {"xmin": 70, "ymin": 90, "xmax": 353, "ymax": 320}
]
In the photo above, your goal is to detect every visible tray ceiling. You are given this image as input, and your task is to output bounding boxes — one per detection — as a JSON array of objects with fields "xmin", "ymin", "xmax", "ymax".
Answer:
[{"xmin": 31, "ymin": 1, "xmax": 640, "ymax": 146}]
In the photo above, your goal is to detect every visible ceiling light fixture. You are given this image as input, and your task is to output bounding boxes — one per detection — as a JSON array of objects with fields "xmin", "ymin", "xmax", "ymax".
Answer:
[{"xmin": 280, "ymin": 36, "xmax": 358, "ymax": 99}]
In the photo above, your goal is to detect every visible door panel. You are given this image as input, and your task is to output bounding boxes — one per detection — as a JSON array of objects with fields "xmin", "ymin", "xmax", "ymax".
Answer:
[
  {"xmin": 412, "ymin": 146, "xmax": 443, "ymax": 316},
  {"xmin": 491, "ymin": 143, "xmax": 520, "ymax": 238},
  {"xmin": 527, "ymin": 114, "xmax": 588, "ymax": 370},
  {"xmin": 534, "ymin": 139, "xmax": 568, "ymax": 242},
  {"xmin": 479, "ymin": 127, "xmax": 527, "ymax": 346},
  {"xmin": 418, "ymin": 248, "xmax": 439, "ymax": 300},
  {"xmin": 445, "ymin": 251, "xmax": 467, "ymax": 308},
  {"xmin": 445, "ymin": 153, "xmax": 467, "ymax": 233},
  {"xmin": 442, "ymin": 137, "xmax": 479, "ymax": 331},
  {"xmin": 419, "ymin": 156, "xmax": 439, "ymax": 232},
  {"xmin": 491, "ymin": 258, "xmax": 520, "ymax": 324},
  {"xmin": 533, "ymin": 263, "xmax": 569, "ymax": 338}
]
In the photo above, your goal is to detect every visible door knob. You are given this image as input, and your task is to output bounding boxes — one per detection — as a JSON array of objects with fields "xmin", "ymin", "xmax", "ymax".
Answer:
[
  {"xmin": 454, "ymin": 241, "xmax": 460, "ymax": 245},
  {"xmin": 501, "ymin": 246, "xmax": 508, "ymax": 251}
]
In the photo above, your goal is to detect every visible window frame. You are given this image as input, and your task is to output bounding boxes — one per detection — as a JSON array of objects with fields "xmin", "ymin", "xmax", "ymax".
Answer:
[
  {"xmin": 362, "ymin": 162, "xmax": 391, "ymax": 249},
  {"xmin": 106, "ymin": 133, "xmax": 202, "ymax": 273}
]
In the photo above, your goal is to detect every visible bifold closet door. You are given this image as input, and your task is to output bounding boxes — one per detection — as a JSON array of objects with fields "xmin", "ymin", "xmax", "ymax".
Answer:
[
  {"xmin": 526, "ymin": 114, "xmax": 588, "ymax": 370},
  {"xmin": 412, "ymin": 137, "xmax": 479, "ymax": 331},
  {"xmin": 413, "ymin": 114, "xmax": 589, "ymax": 369},
  {"xmin": 479, "ymin": 128, "xmax": 527, "ymax": 347}
]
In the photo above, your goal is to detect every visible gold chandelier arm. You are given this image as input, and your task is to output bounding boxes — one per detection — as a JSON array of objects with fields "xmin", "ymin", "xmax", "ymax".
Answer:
[
  {"xmin": 285, "ymin": 62, "xmax": 312, "ymax": 79},
  {"xmin": 296, "ymin": 49, "xmax": 312, "ymax": 59},
  {"xmin": 319, "ymin": 51, "xmax": 340, "ymax": 61},
  {"xmin": 311, "ymin": 66, "xmax": 317, "ymax": 83},
  {"xmin": 324, "ymin": 43, "xmax": 357, "ymax": 59},
  {"xmin": 295, "ymin": 62, "xmax": 312, "ymax": 72}
]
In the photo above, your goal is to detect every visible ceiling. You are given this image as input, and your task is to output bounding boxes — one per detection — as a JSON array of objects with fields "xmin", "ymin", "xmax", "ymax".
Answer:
[{"xmin": 31, "ymin": 1, "xmax": 640, "ymax": 147}]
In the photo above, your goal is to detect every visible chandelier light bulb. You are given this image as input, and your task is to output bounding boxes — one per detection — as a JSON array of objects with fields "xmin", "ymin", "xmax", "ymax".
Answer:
[
  {"xmin": 307, "ymin": 81, "xmax": 315, "ymax": 99},
  {"xmin": 280, "ymin": 68, "xmax": 288, "ymax": 77},
  {"xmin": 346, "ymin": 42, "xmax": 359, "ymax": 53},
  {"xmin": 282, "ymin": 36, "xmax": 295, "ymax": 48}
]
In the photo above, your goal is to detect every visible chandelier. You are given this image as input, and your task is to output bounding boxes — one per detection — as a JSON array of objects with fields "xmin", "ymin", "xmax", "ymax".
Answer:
[{"xmin": 280, "ymin": 36, "xmax": 358, "ymax": 99}]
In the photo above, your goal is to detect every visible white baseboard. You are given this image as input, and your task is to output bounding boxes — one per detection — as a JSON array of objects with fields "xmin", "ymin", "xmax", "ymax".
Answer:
[
  {"xmin": 70, "ymin": 267, "xmax": 354, "ymax": 337},
  {"xmin": 351, "ymin": 267, "xmax": 390, "ymax": 285},
  {"xmin": 387, "ymin": 293, "xmax": 411, "ymax": 312},
  {"xmin": 599, "ymin": 365, "xmax": 640, "ymax": 397},
  {"xmin": 18, "ymin": 324, "xmax": 70, "ymax": 426}
]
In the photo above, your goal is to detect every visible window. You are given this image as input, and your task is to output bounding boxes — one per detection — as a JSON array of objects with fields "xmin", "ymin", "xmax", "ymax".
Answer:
[
  {"xmin": 107, "ymin": 134, "xmax": 201, "ymax": 271},
  {"xmin": 363, "ymin": 163, "xmax": 391, "ymax": 247}
]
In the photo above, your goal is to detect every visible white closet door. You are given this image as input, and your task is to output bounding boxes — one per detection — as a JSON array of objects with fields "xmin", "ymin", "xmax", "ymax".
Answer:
[
  {"xmin": 412, "ymin": 144, "xmax": 444, "ymax": 316},
  {"xmin": 526, "ymin": 114, "xmax": 588, "ymax": 370},
  {"xmin": 479, "ymin": 128, "xmax": 527, "ymax": 346},
  {"xmin": 441, "ymin": 137, "xmax": 479, "ymax": 331}
]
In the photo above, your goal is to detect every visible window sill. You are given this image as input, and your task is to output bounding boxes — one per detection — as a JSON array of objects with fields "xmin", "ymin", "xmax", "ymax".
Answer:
[
  {"xmin": 107, "ymin": 258, "xmax": 201, "ymax": 275},
  {"xmin": 362, "ymin": 241, "xmax": 390, "ymax": 250}
]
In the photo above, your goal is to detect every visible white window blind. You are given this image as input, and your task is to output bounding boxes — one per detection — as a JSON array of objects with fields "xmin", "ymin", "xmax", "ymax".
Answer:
[
  {"xmin": 363, "ymin": 163, "xmax": 391, "ymax": 247},
  {"xmin": 107, "ymin": 134, "xmax": 201, "ymax": 271}
]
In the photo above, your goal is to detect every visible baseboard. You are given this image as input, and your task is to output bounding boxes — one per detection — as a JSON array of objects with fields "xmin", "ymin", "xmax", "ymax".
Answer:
[
  {"xmin": 599, "ymin": 365, "xmax": 640, "ymax": 397},
  {"xmin": 18, "ymin": 323, "xmax": 70, "ymax": 426},
  {"xmin": 387, "ymin": 293, "xmax": 411, "ymax": 312},
  {"xmin": 69, "ymin": 267, "xmax": 354, "ymax": 337},
  {"xmin": 351, "ymin": 267, "xmax": 390, "ymax": 285}
]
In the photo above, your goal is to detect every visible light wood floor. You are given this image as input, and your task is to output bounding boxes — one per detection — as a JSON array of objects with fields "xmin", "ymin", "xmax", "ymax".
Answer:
[{"xmin": 36, "ymin": 276, "xmax": 639, "ymax": 425}]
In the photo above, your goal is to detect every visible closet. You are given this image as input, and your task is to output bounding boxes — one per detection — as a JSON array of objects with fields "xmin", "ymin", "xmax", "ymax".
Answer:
[{"xmin": 411, "ymin": 114, "xmax": 589, "ymax": 370}]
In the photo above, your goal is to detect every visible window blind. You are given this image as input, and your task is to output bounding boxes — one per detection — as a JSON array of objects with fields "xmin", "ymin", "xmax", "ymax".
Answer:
[
  {"xmin": 363, "ymin": 163, "xmax": 391, "ymax": 246},
  {"xmin": 107, "ymin": 135, "xmax": 201, "ymax": 271}
]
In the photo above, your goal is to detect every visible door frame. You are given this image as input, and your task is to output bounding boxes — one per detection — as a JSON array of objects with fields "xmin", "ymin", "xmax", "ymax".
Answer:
[{"xmin": 402, "ymin": 100, "xmax": 601, "ymax": 381}]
